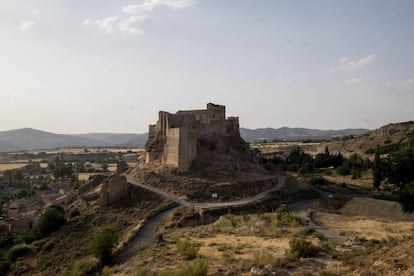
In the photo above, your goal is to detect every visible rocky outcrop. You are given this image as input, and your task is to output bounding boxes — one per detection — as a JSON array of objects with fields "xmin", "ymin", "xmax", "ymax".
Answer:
[
  {"xmin": 373, "ymin": 121, "xmax": 414, "ymax": 137},
  {"xmin": 98, "ymin": 174, "xmax": 130, "ymax": 206}
]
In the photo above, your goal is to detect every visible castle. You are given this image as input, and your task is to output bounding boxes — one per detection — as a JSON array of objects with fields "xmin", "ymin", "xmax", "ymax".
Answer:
[{"xmin": 145, "ymin": 103, "xmax": 241, "ymax": 171}]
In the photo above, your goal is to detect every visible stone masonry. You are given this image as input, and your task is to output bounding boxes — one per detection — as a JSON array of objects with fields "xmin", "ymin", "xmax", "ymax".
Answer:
[{"xmin": 145, "ymin": 103, "xmax": 241, "ymax": 171}]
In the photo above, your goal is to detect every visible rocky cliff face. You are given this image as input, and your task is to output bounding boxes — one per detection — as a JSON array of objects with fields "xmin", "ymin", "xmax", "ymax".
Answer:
[{"xmin": 373, "ymin": 121, "xmax": 414, "ymax": 137}]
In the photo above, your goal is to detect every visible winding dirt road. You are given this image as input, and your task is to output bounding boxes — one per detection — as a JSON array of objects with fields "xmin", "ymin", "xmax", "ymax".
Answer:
[
  {"xmin": 115, "ymin": 174, "xmax": 343, "ymax": 265},
  {"xmin": 125, "ymin": 174, "xmax": 285, "ymax": 209},
  {"xmin": 288, "ymin": 200, "xmax": 345, "ymax": 243}
]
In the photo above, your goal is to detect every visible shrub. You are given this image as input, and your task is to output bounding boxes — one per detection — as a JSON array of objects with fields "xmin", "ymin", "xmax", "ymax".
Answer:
[
  {"xmin": 88, "ymin": 228, "xmax": 118, "ymax": 265},
  {"xmin": 61, "ymin": 256, "xmax": 100, "ymax": 276},
  {"xmin": 7, "ymin": 244, "xmax": 32, "ymax": 262},
  {"xmin": 285, "ymin": 239, "xmax": 319, "ymax": 260},
  {"xmin": 295, "ymin": 227, "xmax": 315, "ymax": 237},
  {"xmin": 0, "ymin": 260, "xmax": 11, "ymax": 274},
  {"xmin": 177, "ymin": 240, "xmax": 199, "ymax": 260},
  {"xmin": 0, "ymin": 235, "xmax": 14, "ymax": 248},
  {"xmin": 160, "ymin": 258, "xmax": 208, "ymax": 276},
  {"xmin": 31, "ymin": 205, "xmax": 66, "ymax": 239},
  {"xmin": 258, "ymin": 213, "xmax": 272, "ymax": 223},
  {"xmin": 253, "ymin": 251, "xmax": 273, "ymax": 265},
  {"xmin": 273, "ymin": 208, "xmax": 301, "ymax": 226},
  {"xmin": 309, "ymin": 176, "xmax": 327, "ymax": 186},
  {"xmin": 102, "ymin": 265, "xmax": 117, "ymax": 276}
]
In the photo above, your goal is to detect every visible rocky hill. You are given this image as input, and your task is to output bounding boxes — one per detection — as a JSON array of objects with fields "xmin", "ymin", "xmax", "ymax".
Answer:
[{"xmin": 309, "ymin": 121, "xmax": 414, "ymax": 157}]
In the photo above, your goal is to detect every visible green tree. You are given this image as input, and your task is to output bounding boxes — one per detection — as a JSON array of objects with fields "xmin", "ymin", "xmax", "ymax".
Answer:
[
  {"xmin": 373, "ymin": 149, "xmax": 383, "ymax": 189},
  {"xmin": 31, "ymin": 205, "xmax": 66, "ymax": 238},
  {"xmin": 385, "ymin": 148, "xmax": 414, "ymax": 187},
  {"xmin": 13, "ymin": 169, "xmax": 24, "ymax": 183},
  {"xmin": 101, "ymin": 163, "xmax": 108, "ymax": 172},
  {"xmin": 88, "ymin": 228, "xmax": 118, "ymax": 265},
  {"xmin": 398, "ymin": 182, "xmax": 414, "ymax": 213},
  {"xmin": 74, "ymin": 161, "xmax": 85, "ymax": 173}
]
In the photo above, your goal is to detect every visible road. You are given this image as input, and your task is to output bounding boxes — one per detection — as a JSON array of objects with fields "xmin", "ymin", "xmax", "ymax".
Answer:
[
  {"xmin": 125, "ymin": 174, "xmax": 285, "ymax": 209},
  {"xmin": 114, "ymin": 206, "xmax": 178, "ymax": 264},
  {"xmin": 115, "ymin": 174, "xmax": 343, "ymax": 265},
  {"xmin": 288, "ymin": 200, "xmax": 346, "ymax": 243}
]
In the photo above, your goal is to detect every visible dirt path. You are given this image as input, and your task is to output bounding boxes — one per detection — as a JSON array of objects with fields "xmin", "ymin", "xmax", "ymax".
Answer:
[
  {"xmin": 125, "ymin": 174, "xmax": 285, "ymax": 209},
  {"xmin": 288, "ymin": 200, "xmax": 346, "ymax": 243},
  {"xmin": 114, "ymin": 174, "xmax": 286, "ymax": 265},
  {"xmin": 114, "ymin": 206, "xmax": 178, "ymax": 264}
]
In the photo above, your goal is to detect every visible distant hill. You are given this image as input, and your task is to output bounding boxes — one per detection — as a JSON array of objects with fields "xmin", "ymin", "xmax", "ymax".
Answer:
[
  {"xmin": 0, "ymin": 126, "xmax": 371, "ymax": 152},
  {"xmin": 75, "ymin": 133, "xmax": 148, "ymax": 147},
  {"xmin": 0, "ymin": 128, "xmax": 148, "ymax": 152},
  {"xmin": 240, "ymin": 127, "xmax": 370, "ymax": 142}
]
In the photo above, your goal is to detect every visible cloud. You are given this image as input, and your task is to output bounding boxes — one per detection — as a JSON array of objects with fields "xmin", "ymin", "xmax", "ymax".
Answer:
[
  {"xmin": 119, "ymin": 16, "xmax": 148, "ymax": 34},
  {"xmin": 336, "ymin": 54, "xmax": 377, "ymax": 71},
  {"xmin": 82, "ymin": 18, "xmax": 92, "ymax": 25},
  {"xmin": 385, "ymin": 78, "xmax": 414, "ymax": 92},
  {"xmin": 20, "ymin": 20, "xmax": 36, "ymax": 30},
  {"xmin": 123, "ymin": 0, "xmax": 196, "ymax": 14},
  {"xmin": 95, "ymin": 16, "xmax": 119, "ymax": 33},
  {"xmin": 344, "ymin": 78, "xmax": 365, "ymax": 86},
  {"xmin": 87, "ymin": 0, "xmax": 195, "ymax": 35}
]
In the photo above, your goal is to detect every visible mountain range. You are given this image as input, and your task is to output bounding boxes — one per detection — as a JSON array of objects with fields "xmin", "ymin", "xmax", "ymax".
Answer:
[
  {"xmin": 0, "ymin": 127, "xmax": 370, "ymax": 152},
  {"xmin": 239, "ymin": 127, "xmax": 370, "ymax": 142}
]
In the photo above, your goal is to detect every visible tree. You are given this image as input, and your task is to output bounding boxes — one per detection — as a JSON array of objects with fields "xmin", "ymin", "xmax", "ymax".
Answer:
[
  {"xmin": 31, "ymin": 205, "xmax": 66, "ymax": 238},
  {"xmin": 398, "ymin": 182, "xmax": 414, "ymax": 213},
  {"xmin": 53, "ymin": 163, "xmax": 73, "ymax": 180},
  {"xmin": 74, "ymin": 162, "xmax": 85, "ymax": 173},
  {"xmin": 384, "ymin": 148, "xmax": 414, "ymax": 186},
  {"xmin": 372, "ymin": 149, "xmax": 383, "ymax": 189},
  {"xmin": 101, "ymin": 163, "xmax": 108, "ymax": 172},
  {"xmin": 88, "ymin": 228, "xmax": 118, "ymax": 265}
]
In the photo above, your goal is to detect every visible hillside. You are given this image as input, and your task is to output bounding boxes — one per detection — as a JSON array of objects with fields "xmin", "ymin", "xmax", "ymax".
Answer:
[
  {"xmin": 0, "ymin": 129, "xmax": 148, "ymax": 152},
  {"xmin": 311, "ymin": 121, "xmax": 414, "ymax": 157},
  {"xmin": 0, "ymin": 126, "xmax": 371, "ymax": 153},
  {"xmin": 240, "ymin": 127, "xmax": 370, "ymax": 142},
  {"xmin": 75, "ymin": 133, "xmax": 148, "ymax": 147}
]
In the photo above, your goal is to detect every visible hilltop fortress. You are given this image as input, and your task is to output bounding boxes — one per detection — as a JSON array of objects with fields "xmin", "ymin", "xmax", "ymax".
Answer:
[{"xmin": 145, "ymin": 103, "xmax": 244, "ymax": 171}]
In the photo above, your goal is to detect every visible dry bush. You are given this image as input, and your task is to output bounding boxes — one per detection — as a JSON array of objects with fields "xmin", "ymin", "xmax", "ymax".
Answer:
[{"xmin": 285, "ymin": 238, "xmax": 319, "ymax": 260}]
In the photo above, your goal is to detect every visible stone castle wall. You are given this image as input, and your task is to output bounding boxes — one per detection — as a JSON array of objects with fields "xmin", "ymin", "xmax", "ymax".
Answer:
[{"xmin": 145, "ymin": 103, "xmax": 240, "ymax": 171}]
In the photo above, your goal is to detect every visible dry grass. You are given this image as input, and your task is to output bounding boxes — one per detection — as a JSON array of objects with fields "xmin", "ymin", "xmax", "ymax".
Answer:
[
  {"xmin": 0, "ymin": 163, "xmax": 27, "ymax": 171},
  {"xmin": 312, "ymin": 211, "xmax": 414, "ymax": 240},
  {"xmin": 323, "ymin": 171, "xmax": 374, "ymax": 188},
  {"xmin": 114, "ymin": 212, "xmax": 323, "ymax": 275}
]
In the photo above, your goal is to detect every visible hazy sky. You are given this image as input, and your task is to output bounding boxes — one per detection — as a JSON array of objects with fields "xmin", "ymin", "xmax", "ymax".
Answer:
[{"xmin": 1, "ymin": 0, "xmax": 413, "ymax": 133}]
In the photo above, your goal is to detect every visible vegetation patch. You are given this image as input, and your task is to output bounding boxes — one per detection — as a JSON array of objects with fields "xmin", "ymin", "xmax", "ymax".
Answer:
[
  {"xmin": 7, "ymin": 244, "xmax": 33, "ymax": 262},
  {"xmin": 88, "ymin": 227, "xmax": 118, "ymax": 265},
  {"xmin": 285, "ymin": 238, "xmax": 319, "ymax": 260},
  {"xmin": 160, "ymin": 258, "xmax": 209, "ymax": 276},
  {"xmin": 177, "ymin": 240, "xmax": 199, "ymax": 260},
  {"xmin": 61, "ymin": 256, "xmax": 100, "ymax": 276},
  {"xmin": 273, "ymin": 207, "xmax": 302, "ymax": 226}
]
